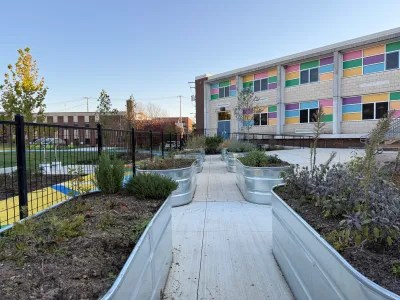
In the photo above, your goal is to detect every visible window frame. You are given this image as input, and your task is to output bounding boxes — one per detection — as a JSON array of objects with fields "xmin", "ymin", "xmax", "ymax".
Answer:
[
  {"xmin": 361, "ymin": 101, "xmax": 388, "ymax": 120},
  {"xmin": 300, "ymin": 67, "xmax": 319, "ymax": 85},
  {"xmin": 253, "ymin": 112, "xmax": 269, "ymax": 126},
  {"xmin": 299, "ymin": 108, "xmax": 320, "ymax": 123},
  {"xmin": 218, "ymin": 85, "xmax": 231, "ymax": 99},
  {"xmin": 253, "ymin": 77, "xmax": 269, "ymax": 93},
  {"xmin": 385, "ymin": 50, "xmax": 400, "ymax": 70}
]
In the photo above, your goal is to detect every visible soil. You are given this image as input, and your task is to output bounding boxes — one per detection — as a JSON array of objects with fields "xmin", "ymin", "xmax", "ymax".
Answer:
[
  {"xmin": 275, "ymin": 186, "xmax": 400, "ymax": 296},
  {"xmin": 0, "ymin": 193, "xmax": 163, "ymax": 300},
  {"xmin": 137, "ymin": 158, "xmax": 195, "ymax": 170},
  {"xmin": 0, "ymin": 173, "xmax": 75, "ymax": 199},
  {"xmin": 238, "ymin": 157, "xmax": 289, "ymax": 168}
]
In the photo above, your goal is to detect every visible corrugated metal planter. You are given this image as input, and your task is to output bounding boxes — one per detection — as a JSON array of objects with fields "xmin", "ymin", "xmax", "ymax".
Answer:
[
  {"xmin": 174, "ymin": 153, "xmax": 204, "ymax": 173},
  {"xmin": 236, "ymin": 160, "xmax": 289, "ymax": 205},
  {"xmin": 102, "ymin": 196, "xmax": 172, "ymax": 300},
  {"xmin": 271, "ymin": 188, "xmax": 399, "ymax": 300},
  {"xmin": 220, "ymin": 148, "xmax": 227, "ymax": 161},
  {"xmin": 226, "ymin": 152, "xmax": 247, "ymax": 172},
  {"xmin": 136, "ymin": 162, "xmax": 197, "ymax": 207}
]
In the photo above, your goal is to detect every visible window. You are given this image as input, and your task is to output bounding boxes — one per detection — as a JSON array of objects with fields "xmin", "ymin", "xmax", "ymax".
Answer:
[
  {"xmin": 253, "ymin": 113, "xmax": 268, "ymax": 125},
  {"xmin": 300, "ymin": 108, "xmax": 319, "ymax": 123},
  {"xmin": 219, "ymin": 86, "xmax": 230, "ymax": 98},
  {"xmin": 253, "ymin": 78, "xmax": 269, "ymax": 92},
  {"xmin": 386, "ymin": 52, "xmax": 399, "ymax": 70},
  {"xmin": 362, "ymin": 102, "xmax": 388, "ymax": 120},
  {"xmin": 300, "ymin": 68, "xmax": 319, "ymax": 84},
  {"xmin": 218, "ymin": 111, "xmax": 231, "ymax": 121}
]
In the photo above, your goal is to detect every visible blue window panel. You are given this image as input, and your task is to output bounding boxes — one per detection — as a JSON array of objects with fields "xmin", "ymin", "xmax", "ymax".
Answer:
[
  {"xmin": 285, "ymin": 110, "xmax": 300, "ymax": 118},
  {"xmin": 363, "ymin": 63, "xmax": 385, "ymax": 74},
  {"xmin": 300, "ymin": 101, "xmax": 319, "ymax": 110},
  {"xmin": 243, "ymin": 120, "xmax": 254, "ymax": 127},
  {"xmin": 211, "ymin": 83, "xmax": 218, "ymax": 89},
  {"xmin": 229, "ymin": 90, "xmax": 237, "ymax": 97},
  {"xmin": 342, "ymin": 104, "xmax": 362, "ymax": 113},
  {"xmin": 319, "ymin": 64, "xmax": 334, "ymax": 74}
]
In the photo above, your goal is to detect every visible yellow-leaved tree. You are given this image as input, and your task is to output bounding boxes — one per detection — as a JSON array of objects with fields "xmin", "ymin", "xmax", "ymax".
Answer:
[{"xmin": 0, "ymin": 48, "xmax": 48, "ymax": 122}]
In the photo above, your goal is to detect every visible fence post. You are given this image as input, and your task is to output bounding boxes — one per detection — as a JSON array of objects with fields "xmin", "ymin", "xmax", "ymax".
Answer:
[
  {"xmin": 169, "ymin": 132, "xmax": 172, "ymax": 150},
  {"xmin": 149, "ymin": 130, "xmax": 153, "ymax": 159},
  {"xmin": 161, "ymin": 131, "xmax": 164, "ymax": 158},
  {"xmin": 97, "ymin": 123, "xmax": 103, "ymax": 157},
  {"xmin": 15, "ymin": 114, "xmax": 28, "ymax": 220},
  {"xmin": 131, "ymin": 128, "xmax": 136, "ymax": 176},
  {"xmin": 175, "ymin": 133, "xmax": 178, "ymax": 150}
]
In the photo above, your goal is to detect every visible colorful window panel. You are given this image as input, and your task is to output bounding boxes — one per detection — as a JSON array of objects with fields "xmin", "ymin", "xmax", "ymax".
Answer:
[
  {"xmin": 285, "ymin": 99, "xmax": 333, "ymax": 124},
  {"xmin": 285, "ymin": 56, "xmax": 333, "ymax": 87},
  {"xmin": 342, "ymin": 91, "xmax": 400, "ymax": 121},
  {"xmin": 253, "ymin": 105, "xmax": 278, "ymax": 126},
  {"xmin": 242, "ymin": 68, "xmax": 278, "ymax": 92},
  {"xmin": 210, "ymin": 79, "xmax": 237, "ymax": 100},
  {"xmin": 342, "ymin": 40, "xmax": 400, "ymax": 77}
]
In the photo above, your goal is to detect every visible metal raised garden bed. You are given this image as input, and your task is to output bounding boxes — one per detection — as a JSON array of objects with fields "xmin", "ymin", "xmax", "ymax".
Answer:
[
  {"xmin": 136, "ymin": 162, "xmax": 197, "ymax": 207},
  {"xmin": 236, "ymin": 160, "xmax": 289, "ymax": 205},
  {"xmin": 271, "ymin": 188, "xmax": 399, "ymax": 300},
  {"xmin": 102, "ymin": 196, "xmax": 172, "ymax": 300},
  {"xmin": 226, "ymin": 152, "xmax": 247, "ymax": 173},
  {"xmin": 174, "ymin": 152, "xmax": 204, "ymax": 173}
]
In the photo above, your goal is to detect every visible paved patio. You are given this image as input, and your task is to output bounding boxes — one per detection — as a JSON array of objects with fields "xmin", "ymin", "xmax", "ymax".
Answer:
[{"xmin": 163, "ymin": 155, "xmax": 294, "ymax": 300}]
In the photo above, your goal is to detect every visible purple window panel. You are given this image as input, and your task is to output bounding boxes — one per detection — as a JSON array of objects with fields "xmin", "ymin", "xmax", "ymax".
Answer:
[
  {"xmin": 342, "ymin": 96, "xmax": 362, "ymax": 105},
  {"xmin": 230, "ymin": 84, "xmax": 237, "ymax": 91},
  {"xmin": 320, "ymin": 56, "xmax": 334, "ymax": 66},
  {"xmin": 285, "ymin": 103, "xmax": 299, "ymax": 110},
  {"xmin": 268, "ymin": 82, "xmax": 277, "ymax": 90},
  {"xmin": 363, "ymin": 54, "xmax": 385, "ymax": 66},
  {"xmin": 268, "ymin": 112, "xmax": 277, "ymax": 118}
]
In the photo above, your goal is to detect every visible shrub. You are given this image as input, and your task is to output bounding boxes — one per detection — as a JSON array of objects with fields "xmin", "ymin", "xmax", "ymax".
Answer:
[
  {"xmin": 95, "ymin": 153, "xmax": 125, "ymax": 194},
  {"xmin": 239, "ymin": 150, "xmax": 288, "ymax": 167},
  {"xmin": 186, "ymin": 135, "xmax": 206, "ymax": 149},
  {"xmin": 125, "ymin": 173, "xmax": 178, "ymax": 200},
  {"xmin": 205, "ymin": 136, "xmax": 223, "ymax": 154},
  {"xmin": 137, "ymin": 157, "xmax": 194, "ymax": 170},
  {"xmin": 227, "ymin": 140, "xmax": 256, "ymax": 153}
]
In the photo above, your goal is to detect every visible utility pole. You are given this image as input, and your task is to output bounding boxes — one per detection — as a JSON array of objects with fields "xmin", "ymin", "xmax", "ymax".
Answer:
[
  {"xmin": 177, "ymin": 95, "xmax": 183, "ymax": 137},
  {"xmin": 84, "ymin": 97, "xmax": 90, "ymax": 112}
]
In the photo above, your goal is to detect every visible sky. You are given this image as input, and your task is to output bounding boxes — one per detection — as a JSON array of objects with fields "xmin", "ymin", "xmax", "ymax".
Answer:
[{"xmin": 0, "ymin": 0, "xmax": 399, "ymax": 122}]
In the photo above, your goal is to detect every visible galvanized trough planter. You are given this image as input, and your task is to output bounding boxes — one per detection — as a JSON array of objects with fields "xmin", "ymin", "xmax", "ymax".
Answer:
[
  {"xmin": 174, "ymin": 152, "xmax": 204, "ymax": 173},
  {"xmin": 236, "ymin": 160, "xmax": 289, "ymax": 205},
  {"xmin": 102, "ymin": 196, "xmax": 172, "ymax": 300},
  {"xmin": 226, "ymin": 152, "xmax": 247, "ymax": 172},
  {"xmin": 136, "ymin": 162, "xmax": 197, "ymax": 207},
  {"xmin": 271, "ymin": 188, "xmax": 399, "ymax": 300},
  {"xmin": 220, "ymin": 148, "xmax": 227, "ymax": 161}
]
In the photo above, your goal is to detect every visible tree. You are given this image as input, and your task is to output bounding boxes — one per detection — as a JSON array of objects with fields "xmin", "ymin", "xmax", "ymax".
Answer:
[
  {"xmin": 0, "ymin": 48, "xmax": 48, "ymax": 122},
  {"xmin": 233, "ymin": 88, "xmax": 260, "ymax": 138},
  {"xmin": 97, "ymin": 89, "xmax": 118, "ymax": 127}
]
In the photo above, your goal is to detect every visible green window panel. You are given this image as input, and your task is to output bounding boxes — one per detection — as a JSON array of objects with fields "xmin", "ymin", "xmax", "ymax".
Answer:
[
  {"xmin": 219, "ymin": 80, "xmax": 230, "ymax": 88},
  {"xmin": 386, "ymin": 41, "xmax": 400, "ymax": 53},
  {"xmin": 242, "ymin": 81, "xmax": 253, "ymax": 89},
  {"xmin": 390, "ymin": 91, "xmax": 400, "ymax": 101},
  {"xmin": 268, "ymin": 76, "xmax": 277, "ymax": 83},
  {"xmin": 268, "ymin": 105, "xmax": 277, "ymax": 112},
  {"xmin": 300, "ymin": 60, "xmax": 319, "ymax": 70},
  {"xmin": 343, "ymin": 58, "xmax": 362, "ymax": 69},
  {"xmin": 211, "ymin": 94, "xmax": 219, "ymax": 100},
  {"xmin": 321, "ymin": 114, "xmax": 333, "ymax": 122},
  {"xmin": 285, "ymin": 78, "xmax": 299, "ymax": 87}
]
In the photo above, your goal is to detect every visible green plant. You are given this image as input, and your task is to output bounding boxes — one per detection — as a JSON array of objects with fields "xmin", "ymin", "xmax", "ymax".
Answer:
[
  {"xmin": 205, "ymin": 136, "xmax": 223, "ymax": 154},
  {"xmin": 239, "ymin": 150, "xmax": 288, "ymax": 167},
  {"xmin": 125, "ymin": 173, "xmax": 178, "ymax": 200},
  {"xmin": 97, "ymin": 212, "xmax": 117, "ymax": 231},
  {"xmin": 95, "ymin": 153, "xmax": 125, "ymax": 194},
  {"xmin": 186, "ymin": 135, "xmax": 206, "ymax": 149},
  {"xmin": 392, "ymin": 262, "xmax": 400, "ymax": 277},
  {"xmin": 227, "ymin": 140, "xmax": 256, "ymax": 153},
  {"xmin": 137, "ymin": 157, "xmax": 194, "ymax": 170},
  {"xmin": 130, "ymin": 218, "xmax": 151, "ymax": 243}
]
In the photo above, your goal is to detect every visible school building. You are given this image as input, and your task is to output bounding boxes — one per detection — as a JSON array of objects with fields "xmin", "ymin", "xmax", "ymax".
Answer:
[{"xmin": 195, "ymin": 28, "xmax": 400, "ymax": 145}]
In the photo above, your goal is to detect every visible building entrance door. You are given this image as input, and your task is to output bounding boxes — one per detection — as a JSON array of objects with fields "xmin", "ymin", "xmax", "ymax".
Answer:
[{"xmin": 217, "ymin": 111, "xmax": 231, "ymax": 139}]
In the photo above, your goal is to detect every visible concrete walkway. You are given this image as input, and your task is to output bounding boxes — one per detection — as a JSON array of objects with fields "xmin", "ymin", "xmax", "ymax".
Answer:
[{"xmin": 163, "ymin": 155, "xmax": 294, "ymax": 300}]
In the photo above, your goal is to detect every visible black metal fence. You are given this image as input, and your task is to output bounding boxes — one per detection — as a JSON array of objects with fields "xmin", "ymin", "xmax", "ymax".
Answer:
[{"xmin": 0, "ymin": 115, "xmax": 187, "ymax": 228}]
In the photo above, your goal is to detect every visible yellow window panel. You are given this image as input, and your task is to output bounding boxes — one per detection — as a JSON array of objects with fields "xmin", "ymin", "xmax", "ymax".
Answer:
[
  {"xmin": 268, "ymin": 118, "xmax": 277, "ymax": 125},
  {"xmin": 343, "ymin": 67, "xmax": 362, "ymax": 77},
  {"xmin": 390, "ymin": 101, "xmax": 400, "ymax": 110},
  {"xmin": 363, "ymin": 44, "xmax": 385, "ymax": 57},
  {"xmin": 286, "ymin": 71, "xmax": 299, "ymax": 80},
  {"xmin": 342, "ymin": 112, "xmax": 362, "ymax": 121},
  {"xmin": 267, "ymin": 68, "xmax": 277, "ymax": 77},
  {"xmin": 321, "ymin": 106, "xmax": 333, "ymax": 115},
  {"xmin": 285, "ymin": 117, "xmax": 299, "ymax": 124},
  {"xmin": 362, "ymin": 93, "xmax": 388, "ymax": 103},
  {"xmin": 243, "ymin": 74, "xmax": 254, "ymax": 82},
  {"xmin": 320, "ymin": 72, "xmax": 333, "ymax": 81}
]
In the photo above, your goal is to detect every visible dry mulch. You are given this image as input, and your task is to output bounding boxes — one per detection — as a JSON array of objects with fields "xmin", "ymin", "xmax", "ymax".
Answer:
[
  {"xmin": 0, "ymin": 193, "xmax": 163, "ymax": 300},
  {"xmin": 275, "ymin": 186, "xmax": 400, "ymax": 296},
  {"xmin": 137, "ymin": 158, "xmax": 195, "ymax": 170}
]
